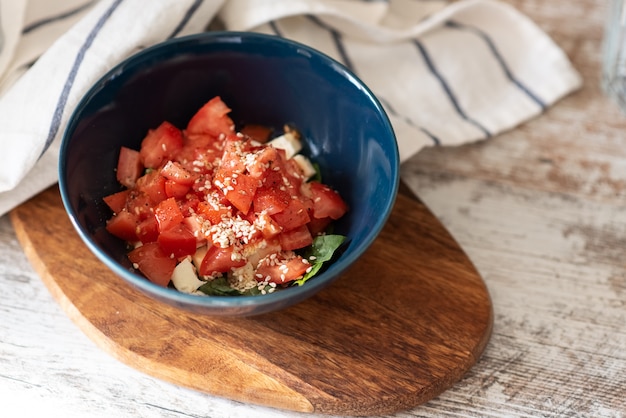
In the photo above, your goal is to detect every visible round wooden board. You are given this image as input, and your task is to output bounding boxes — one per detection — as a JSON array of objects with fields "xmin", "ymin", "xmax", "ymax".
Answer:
[{"xmin": 10, "ymin": 185, "xmax": 492, "ymax": 416}]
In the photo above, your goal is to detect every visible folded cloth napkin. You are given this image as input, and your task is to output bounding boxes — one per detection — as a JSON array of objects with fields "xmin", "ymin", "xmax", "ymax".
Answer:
[{"xmin": 0, "ymin": 0, "xmax": 582, "ymax": 217}]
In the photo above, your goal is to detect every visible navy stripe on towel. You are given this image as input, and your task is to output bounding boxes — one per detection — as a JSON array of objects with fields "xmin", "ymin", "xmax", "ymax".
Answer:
[
  {"xmin": 413, "ymin": 38, "xmax": 492, "ymax": 138},
  {"xmin": 167, "ymin": 0, "xmax": 204, "ymax": 39},
  {"xmin": 22, "ymin": 1, "xmax": 96, "ymax": 35},
  {"xmin": 40, "ymin": 0, "xmax": 124, "ymax": 157},
  {"xmin": 445, "ymin": 20, "xmax": 546, "ymax": 110},
  {"xmin": 268, "ymin": 21, "xmax": 284, "ymax": 37},
  {"xmin": 306, "ymin": 14, "xmax": 440, "ymax": 146},
  {"xmin": 306, "ymin": 15, "xmax": 355, "ymax": 71}
]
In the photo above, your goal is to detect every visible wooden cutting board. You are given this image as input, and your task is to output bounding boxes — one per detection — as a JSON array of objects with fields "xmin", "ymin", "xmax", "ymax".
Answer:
[{"xmin": 10, "ymin": 184, "xmax": 492, "ymax": 416}]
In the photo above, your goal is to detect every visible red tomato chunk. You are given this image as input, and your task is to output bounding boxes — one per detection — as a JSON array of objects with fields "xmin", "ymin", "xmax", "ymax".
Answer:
[{"xmin": 104, "ymin": 96, "xmax": 348, "ymax": 292}]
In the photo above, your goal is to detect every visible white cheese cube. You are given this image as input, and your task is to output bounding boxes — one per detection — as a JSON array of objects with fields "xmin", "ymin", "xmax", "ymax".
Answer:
[
  {"xmin": 267, "ymin": 131, "xmax": 302, "ymax": 159},
  {"xmin": 192, "ymin": 245, "xmax": 208, "ymax": 271},
  {"xmin": 171, "ymin": 258, "xmax": 205, "ymax": 294}
]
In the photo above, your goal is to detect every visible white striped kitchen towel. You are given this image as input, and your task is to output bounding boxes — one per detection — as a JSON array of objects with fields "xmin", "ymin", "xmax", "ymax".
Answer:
[{"xmin": 0, "ymin": 0, "xmax": 582, "ymax": 217}]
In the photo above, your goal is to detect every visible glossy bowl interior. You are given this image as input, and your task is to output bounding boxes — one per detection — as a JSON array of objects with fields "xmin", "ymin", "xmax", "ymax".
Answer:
[{"xmin": 59, "ymin": 32, "xmax": 399, "ymax": 316}]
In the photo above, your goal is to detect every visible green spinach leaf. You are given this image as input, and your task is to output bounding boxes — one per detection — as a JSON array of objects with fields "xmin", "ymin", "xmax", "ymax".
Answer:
[{"xmin": 294, "ymin": 234, "xmax": 346, "ymax": 286}]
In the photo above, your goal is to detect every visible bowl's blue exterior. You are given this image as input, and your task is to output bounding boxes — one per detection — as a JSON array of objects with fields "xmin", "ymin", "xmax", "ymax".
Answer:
[{"xmin": 59, "ymin": 32, "xmax": 399, "ymax": 316}]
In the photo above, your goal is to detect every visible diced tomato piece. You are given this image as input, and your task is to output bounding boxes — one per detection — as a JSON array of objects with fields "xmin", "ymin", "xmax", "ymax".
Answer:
[
  {"xmin": 259, "ymin": 169, "xmax": 283, "ymax": 189},
  {"xmin": 278, "ymin": 224, "xmax": 313, "ymax": 251},
  {"xmin": 198, "ymin": 245, "xmax": 246, "ymax": 276},
  {"xmin": 154, "ymin": 197, "xmax": 184, "ymax": 232},
  {"xmin": 240, "ymin": 124, "xmax": 273, "ymax": 143},
  {"xmin": 255, "ymin": 212, "xmax": 282, "ymax": 239},
  {"xmin": 135, "ymin": 170, "xmax": 167, "ymax": 205},
  {"xmin": 124, "ymin": 191, "xmax": 152, "ymax": 220},
  {"xmin": 176, "ymin": 140, "xmax": 221, "ymax": 173},
  {"xmin": 183, "ymin": 215, "xmax": 206, "ymax": 245},
  {"xmin": 160, "ymin": 160, "xmax": 196, "ymax": 185},
  {"xmin": 283, "ymin": 158, "xmax": 306, "ymax": 190},
  {"xmin": 164, "ymin": 179, "xmax": 190, "ymax": 199},
  {"xmin": 271, "ymin": 198, "xmax": 311, "ymax": 231},
  {"xmin": 190, "ymin": 174, "xmax": 208, "ymax": 195},
  {"xmin": 116, "ymin": 147, "xmax": 143, "ymax": 188},
  {"xmin": 194, "ymin": 145, "xmax": 221, "ymax": 168},
  {"xmin": 106, "ymin": 210, "xmax": 139, "ymax": 242},
  {"xmin": 140, "ymin": 121, "xmax": 184, "ymax": 169},
  {"xmin": 253, "ymin": 186, "xmax": 290, "ymax": 215},
  {"xmin": 157, "ymin": 224, "xmax": 197, "ymax": 258},
  {"xmin": 186, "ymin": 96, "xmax": 235, "ymax": 137},
  {"xmin": 128, "ymin": 242, "xmax": 176, "ymax": 287},
  {"xmin": 197, "ymin": 201, "xmax": 231, "ymax": 225},
  {"xmin": 103, "ymin": 190, "xmax": 131, "ymax": 214},
  {"xmin": 137, "ymin": 215, "xmax": 159, "ymax": 244},
  {"xmin": 256, "ymin": 156, "xmax": 302, "ymax": 199},
  {"xmin": 223, "ymin": 173, "xmax": 258, "ymax": 214},
  {"xmin": 309, "ymin": 181, "xmax": 348, "ymax": 220},
  {"xmin": 256, "ymin": 255, "xmax": 310, "ymax": 284},
  {"xmin": 307, "ymin": 216, "xmax": 332, "ymax": 236},
  {"xmin": 184, "ymin": 133, "xmax": 216, "ymax": 149},
  {"xmin": 216, "ymin": 136, "xmax": 247, "ymax": 174},
  {"xmin": 178, "ymin": 193, "xmax": 201, "ymax": 217},
  {"xmin": 246, "ymin": 145, "xmax": 281, "ymax": 178}
]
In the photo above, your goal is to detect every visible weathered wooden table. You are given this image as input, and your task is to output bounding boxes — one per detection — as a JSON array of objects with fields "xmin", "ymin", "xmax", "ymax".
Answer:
[{"xmin": 1, "ymin": 0, "xmax": 624, "ymax": 416}]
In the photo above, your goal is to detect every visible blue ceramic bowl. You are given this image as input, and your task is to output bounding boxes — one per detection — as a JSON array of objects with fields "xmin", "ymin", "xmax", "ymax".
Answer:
[{"xmin": 59, "ymin": 32, "xmax": 399, "ymax": 317}]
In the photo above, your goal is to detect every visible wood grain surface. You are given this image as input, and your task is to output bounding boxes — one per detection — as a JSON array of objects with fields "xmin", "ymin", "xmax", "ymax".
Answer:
[{"xmin": 9, "ymin": 185, "xmax": 492, "ymax": 416}]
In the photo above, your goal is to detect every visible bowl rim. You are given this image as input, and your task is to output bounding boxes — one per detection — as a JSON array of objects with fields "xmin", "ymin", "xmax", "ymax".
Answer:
[{"xmin": 58, "ymin": 31, "xmax": 400, "ymax": 314}]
